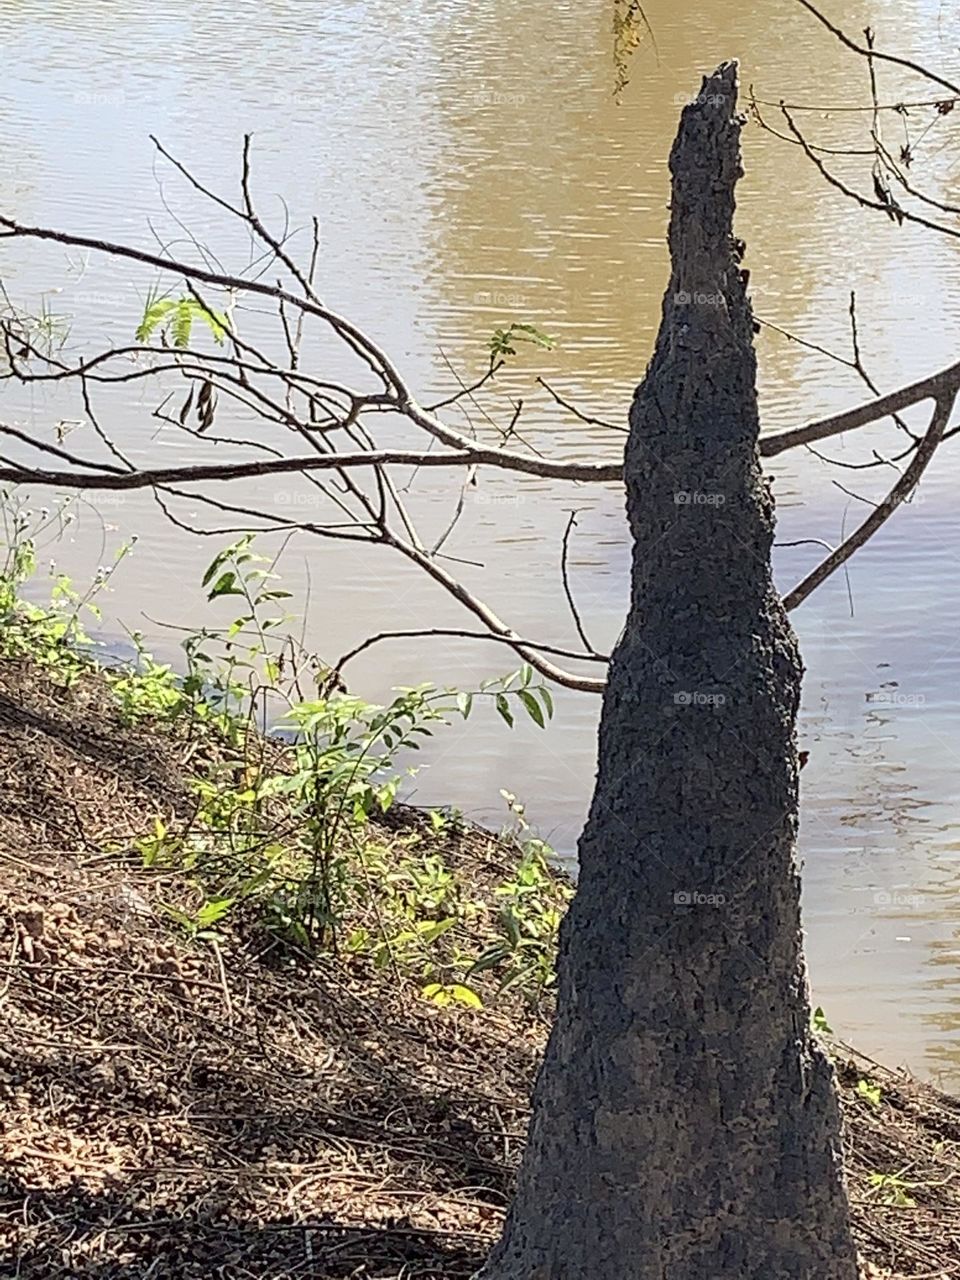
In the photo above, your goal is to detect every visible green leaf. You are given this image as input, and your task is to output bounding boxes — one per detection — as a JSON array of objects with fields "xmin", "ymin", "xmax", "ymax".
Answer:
[
  {"xmin": 456, "ymin": 691, "xmax": 473, "ymax": 720},
  {"xmin": 499, "ymin": 907, "xmax": 522, "ymax": 948},
  {"xmin": 195, "ymin": 897, "xmax": 234, "ymax": 928},
  {"xmin": 378, "ymin": 777, "xmax": 399, "ymax": 813},
  {"xmin": 137, "ymin": 295, "xmax": 228, "ymax": 348},
  {"xmin": 136, "ymin": 298, "xmax": 177, "ymax": 343},
  {"xmin": 467, "ymin": 944, "xmax": 512, "ymax": 975},
  {"xmin": 158, "ymin": 902, "xmax": 193, "ymax": 930},
  {"xmin": 812, "ymin": 1005, "xmax": 833, "ymax": 1035},
  {"xmin": 495, "ymin": 693, "xmax": 514, "ymax": 728},
  {"xmin": 539, "ymin": 685, "xmax": 554, "ymax": 720},
  {"xmin": 195, "ymin": 303, "xmax": 228, "ymax": 344},
  {"xmin": 448, "ymin": 984, "xmax": 483, "ymax": 1010},
  {"xmin": 857, "ymin": 1078, "xmax": 882, "ymax": 1108},
  {"xmin": 238, "ymin": 867, "xmax": 274, "ymax": 897},
  {"xmin": 488, "ymin": 322, "xmax": 556, "ymax": 361},
  {"xmin": 421, "ymin": 982, "xmax": 448, "ymax": 1005},
  {"xmin": 518, "ymin": 688, "xmax": 545, "ymax": 728},
  {"xmin": 207, "ymin": 571, "xmax": 240, "ymax": 600},
  {"xmin": 511, "ymin": 322, "xmax": 555, "ymax": 345},
  {"xmin": 418, "ymin": 918, "xmax": 456, "ymax": 944},
  {"xmin": 201, "ymin": 550, "xmax": 230, "ymax": 588},
  {"xmin": 171, "ymin": 300, "xmax": 193, "ymax": 347}
]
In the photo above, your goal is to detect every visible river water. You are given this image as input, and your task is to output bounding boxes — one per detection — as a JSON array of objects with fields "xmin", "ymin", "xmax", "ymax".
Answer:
[{"xmin": 3, "ymin": 0, "xmax": 960, "ymax": 1085}]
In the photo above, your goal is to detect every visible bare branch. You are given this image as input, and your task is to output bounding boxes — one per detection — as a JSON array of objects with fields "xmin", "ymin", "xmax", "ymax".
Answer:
[
  {"xmin": 779, "ymin": 105, "xmax": 960, "ymax": 240},
  {"xmin": 332, "ymin": 627, "xmax": 609, "ymax": 675},
  {"xmin": 426, "ymin": 352, "xmax": 505, "ymax": 412},
  {"xmin": 0, "ymin": 422, "xmax": 127, "ymax": 474},
  {"xmin": 6, "ymin": 126, "xmax": 960, "ymax": 695},
  {"xmin": 783, "ymin": 389, "xmax": 956, "ymax": 610},
  {"xmin": 794, "ymin": 0, "xmax": 960, "ymax": 97},
  {"xmin": 537, "ymin": 379, "xmax": 627, "ymax": 433},
  {"xmin": 760, "ymin": 359, "xmax": 960, "ymax": 457},
  {"xmin": 0, "ymin": 439, "xmax": 620, "ymax": 491},
  {"xmin": 560, "ymin": 510, "xmax": 602, "ymax": 657},
  {"xmin": 383, "ymin": 530, "xmax": 606, "ymax": 693},
  {"xmin": 758, "ymin": 293, "xmax": 918, "ymax": 443}
]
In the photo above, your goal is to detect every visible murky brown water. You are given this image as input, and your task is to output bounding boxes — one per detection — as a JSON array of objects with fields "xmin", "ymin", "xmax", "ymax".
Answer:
[{"xmin": 4, "ymin": 0, "xmax": 960, "ymax": 1084}]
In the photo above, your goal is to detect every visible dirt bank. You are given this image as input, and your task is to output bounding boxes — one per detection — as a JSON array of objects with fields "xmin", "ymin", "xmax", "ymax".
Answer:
[{"xmin": 0, "ymin": 659, "xmax": 957, "ymax": 1278}]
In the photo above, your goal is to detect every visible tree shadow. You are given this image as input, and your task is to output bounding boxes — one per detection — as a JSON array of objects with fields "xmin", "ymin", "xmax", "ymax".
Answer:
[{"xmin": 6, "ymin": 1178, "xmax": 487, "ymax": 1278}]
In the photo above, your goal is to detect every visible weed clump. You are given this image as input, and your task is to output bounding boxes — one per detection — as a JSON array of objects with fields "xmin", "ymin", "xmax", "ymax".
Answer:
[{"xmin": 0, "ymin": 498, "xmax": 571, "ymax": 1010}]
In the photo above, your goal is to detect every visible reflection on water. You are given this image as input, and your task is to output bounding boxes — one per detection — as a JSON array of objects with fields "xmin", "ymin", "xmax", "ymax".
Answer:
[{"xmin": 3, "ymin": 0, "xmax": 960, "ymax": 1085}]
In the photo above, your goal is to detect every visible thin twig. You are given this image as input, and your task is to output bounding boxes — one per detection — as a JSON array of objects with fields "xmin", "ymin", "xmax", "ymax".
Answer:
[
  {"xmin": 783, "ymin": 389, "xmax": 956, "ymax": 610},
  {"xmin": 560, "ymin": 510, "xmax": 601, "ymax": 656}
]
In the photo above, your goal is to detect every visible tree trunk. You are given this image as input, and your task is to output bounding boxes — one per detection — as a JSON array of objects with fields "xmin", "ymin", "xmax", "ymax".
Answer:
[{"xmin": 480, "ymin": 63, "xmax": 859, "ymax": 1280}]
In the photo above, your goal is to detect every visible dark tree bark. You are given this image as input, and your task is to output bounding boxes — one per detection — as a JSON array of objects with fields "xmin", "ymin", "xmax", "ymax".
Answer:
[{"xmin": 480, "ymin": 64, "xmax": 860, "ymax": 1280}]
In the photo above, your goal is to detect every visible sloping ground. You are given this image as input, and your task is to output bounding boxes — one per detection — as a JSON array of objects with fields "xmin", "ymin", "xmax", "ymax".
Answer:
[{"xmin": 0, "ymin": 659, "xmax": 958, "ymax": 1279}]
